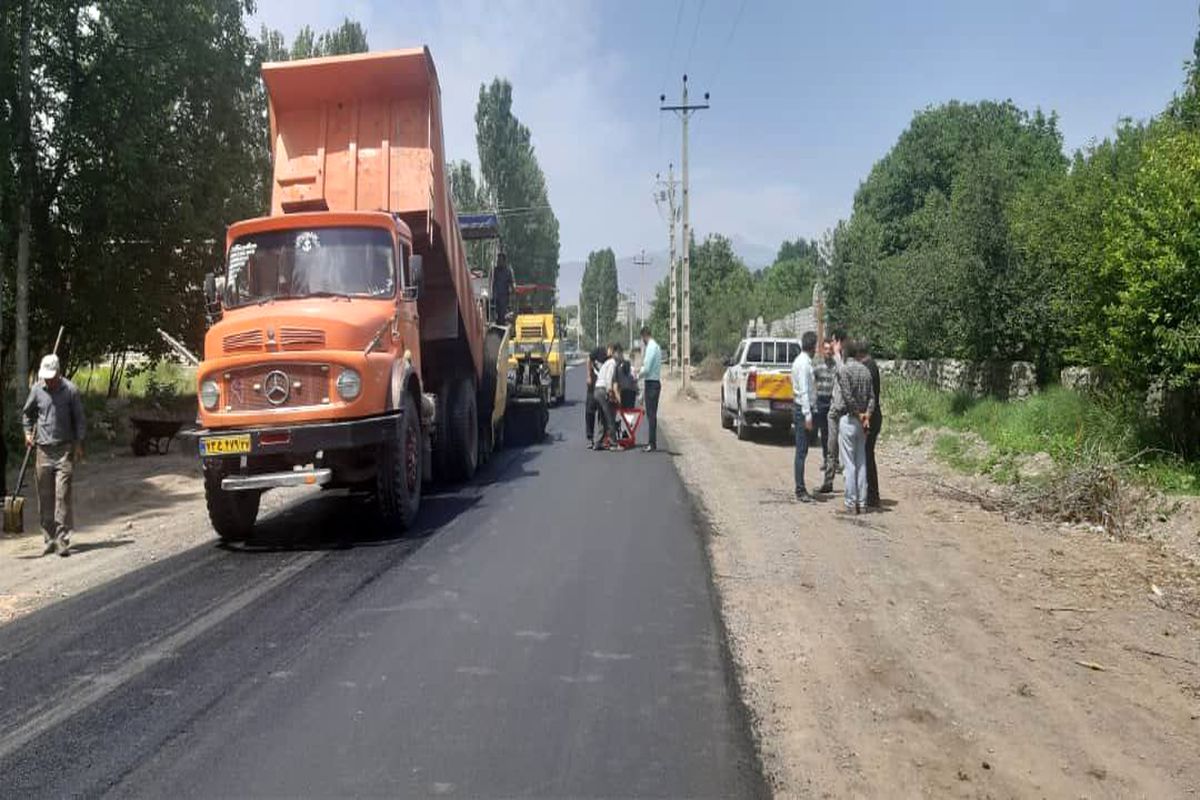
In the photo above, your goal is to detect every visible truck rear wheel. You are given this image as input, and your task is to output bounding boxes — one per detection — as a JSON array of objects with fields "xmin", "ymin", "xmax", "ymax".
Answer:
[
  {"xmin": 204, "ymin": 473, "xmax": 260, "ymax": 543},
  {"xmin": 439, "ymin": 377, "xmax": 478, "ymax": 482},
  {"xmin": 720, "ymin": 392, "xmax": 735, "ymax": 429},
  {"xmin": 377, "ymin": 392, "xmax": 422, "ymax": 531}
]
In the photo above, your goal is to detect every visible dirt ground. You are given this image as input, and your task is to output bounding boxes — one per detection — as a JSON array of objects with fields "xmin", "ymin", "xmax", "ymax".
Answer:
[
  {"xmin": 661, "ymin": 380, "xmax": 1200, "ymax": 799},
  {"xmin": 0, "ymin": 447, "xmax": 308, "ymax": 625}
]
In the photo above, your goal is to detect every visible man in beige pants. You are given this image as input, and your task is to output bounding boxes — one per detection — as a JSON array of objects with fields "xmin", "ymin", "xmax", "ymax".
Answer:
[{"xmin": 22, "ymin": 354, "xmax": 86, "ymax": 557}]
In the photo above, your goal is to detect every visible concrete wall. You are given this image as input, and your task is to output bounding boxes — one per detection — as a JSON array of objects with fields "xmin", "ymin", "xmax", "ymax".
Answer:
[
  {"xmin": 878, "ymin": 358, "xmax": 1038, "ymax": 400},
  {"xmin": 746, "ymin": 306, "xmax": 817, "ymax": 339}
]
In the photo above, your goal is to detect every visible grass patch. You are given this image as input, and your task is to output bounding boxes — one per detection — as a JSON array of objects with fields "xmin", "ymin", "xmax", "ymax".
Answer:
[
  {"xmin": 73, "ymin": 360, "xmax": 195, "ymax": 401},
  {"xmin": 887, "ymin": 377, "xmax": 1200, "ymax": 496}
]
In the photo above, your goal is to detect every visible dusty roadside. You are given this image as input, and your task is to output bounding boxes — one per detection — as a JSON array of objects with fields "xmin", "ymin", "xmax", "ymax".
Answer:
[
  {"xmin": 0, "ymin": 449, "xmax": 308, "ymax": 625},
  {"xmin": 662, "ymin": 379, "xmax": 1200, "ymax": 798}
]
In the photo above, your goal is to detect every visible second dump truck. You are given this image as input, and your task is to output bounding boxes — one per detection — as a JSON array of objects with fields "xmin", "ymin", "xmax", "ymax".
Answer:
[{"xmin": 193, "ymin": 48, "xmax": 508, "ymax": 541}]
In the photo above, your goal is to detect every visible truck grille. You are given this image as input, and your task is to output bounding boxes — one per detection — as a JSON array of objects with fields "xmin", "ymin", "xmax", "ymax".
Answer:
[
  {"xmin": 519, "ymin": 325, "xmax": 544, "ymax": 339},
  {"xmin": 279, "ymin": 327, "xmax": 326, "ymax": 349},
  {"xmin": 223, "ymin": 329, "xmax": 264, "ymax": 353},
  {"xmin": 222, "ymin": 363, "xmax": 330, "ymax": 412}
]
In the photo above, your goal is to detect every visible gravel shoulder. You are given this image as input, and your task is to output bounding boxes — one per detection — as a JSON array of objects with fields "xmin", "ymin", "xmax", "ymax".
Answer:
[{"xmin": 662, "ymin": 379, "xmax": 1200, "ymax": 798}]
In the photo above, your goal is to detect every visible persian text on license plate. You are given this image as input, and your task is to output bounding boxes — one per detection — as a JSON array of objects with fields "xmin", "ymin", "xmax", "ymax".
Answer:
[{"xmin": 200, "ymin": 434, "xmax": 251, "ymax": 456}]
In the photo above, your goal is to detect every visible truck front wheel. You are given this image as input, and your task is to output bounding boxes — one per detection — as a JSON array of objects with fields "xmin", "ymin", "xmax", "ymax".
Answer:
[
  {"xmin": 377, "ymin": 392, "xmax": 422, "ymax": 531},
  {"xmin": 204, "ymin": 473, "xmax": 260, "ymax": 543}
]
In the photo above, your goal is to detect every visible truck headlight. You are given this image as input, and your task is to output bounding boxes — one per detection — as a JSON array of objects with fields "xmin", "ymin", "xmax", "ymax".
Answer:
[
  {"xmin": 336, "ymin": 368, "xmax": 362, "ymax": 400},
  {"xmin": 199, "ymin": 379, "xmax": 220, "ymax": 410}
]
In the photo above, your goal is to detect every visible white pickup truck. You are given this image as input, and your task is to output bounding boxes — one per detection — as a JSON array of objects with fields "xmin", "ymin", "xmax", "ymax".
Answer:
[{"xmin": 720, "ymin": 337, "xmax": 802, "ymax": 440}]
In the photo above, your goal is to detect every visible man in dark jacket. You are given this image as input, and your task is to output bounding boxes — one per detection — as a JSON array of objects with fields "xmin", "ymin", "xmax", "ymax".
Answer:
[
  {"xmin": 22, "ymin": 354, "xmax": 86, "ymax": 556},
  {"xmin": 859, "ymin": 341, "xmax": 883, "ymax": 508}
]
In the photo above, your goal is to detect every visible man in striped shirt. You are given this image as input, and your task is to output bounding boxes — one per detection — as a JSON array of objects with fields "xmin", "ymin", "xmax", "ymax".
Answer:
[
  {"xmin": 828, "ymin": 340, "xmax": 877, "ymax": 514},
  {"xmin": 813, "ymin": 337, "xmax": 839, "ymax": 494}
]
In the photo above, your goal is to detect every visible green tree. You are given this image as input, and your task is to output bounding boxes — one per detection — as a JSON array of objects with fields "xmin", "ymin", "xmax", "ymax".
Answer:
[
  {"xmin": 285, "ymin": 19, "xmax": 367, "ymax": 60},
  {"xmin": 1099, "ymin": 127, "xmax": 1200, "ymax": 389},
  {"xmin": 579, "ymin": 248, "xmax": 618, "ymax": 347},
  {"xmin": 475, "ymin": 79, "xmax": 560, "ymax": 288},
  {"xmin": 826, "ymin": 100, "xmax": 1067, "ymax": 362},
  {"xmin": 689, "ymin": 234, "xmax": 755, "ymax": 361}
]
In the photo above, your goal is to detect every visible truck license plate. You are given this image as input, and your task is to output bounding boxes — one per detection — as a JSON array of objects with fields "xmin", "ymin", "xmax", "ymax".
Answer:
[
  {"xmin": 771, "ymin": 400, "xmax": 791, "ymax": 411},
  {"xmin": 200, "ymin": 434, "xmax": 252, "ymax": 456}
]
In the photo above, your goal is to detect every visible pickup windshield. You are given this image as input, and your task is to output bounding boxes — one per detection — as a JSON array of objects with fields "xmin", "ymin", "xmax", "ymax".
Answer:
[{"xmin": 225, "ymin": 227, "xmax": 395, "ymax": 307}]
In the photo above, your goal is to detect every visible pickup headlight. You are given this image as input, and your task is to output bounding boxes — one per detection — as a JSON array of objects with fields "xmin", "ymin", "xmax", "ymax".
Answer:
[
  {"xmin": 336, "ymin": 368, "xmax": 362, "ymax": 401},
  {"xmin": 199, "ymin": 379, "xmax": 220, "ymax": 410}
]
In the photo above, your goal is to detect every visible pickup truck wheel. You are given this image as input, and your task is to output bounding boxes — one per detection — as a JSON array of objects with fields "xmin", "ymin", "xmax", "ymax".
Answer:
[
  {"xmin": 204, "ymin": 473, "xmax": 260, "ymax": 543},
  {"xmin": 440, "ymin": 377, "xmax": 479, "ymax": 482},
  {"xmin": 736, "ymin": 407, "xmax": 751, "ymax": 441},
  {"xmin": 377, "ymin": 392, "xmax": 422, "ymax": 531},
  {"xmin": 720, "ymin": 392, "xmax": 734, "ymax": 430}
]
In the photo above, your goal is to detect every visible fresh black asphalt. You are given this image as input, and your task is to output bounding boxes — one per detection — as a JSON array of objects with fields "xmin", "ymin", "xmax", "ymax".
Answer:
[{"xmin": 0, "ymin": 367, "xmax": 764, "ymax": 798}]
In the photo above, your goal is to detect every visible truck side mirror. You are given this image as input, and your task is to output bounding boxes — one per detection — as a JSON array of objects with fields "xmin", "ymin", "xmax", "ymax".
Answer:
[
  {"xmin": 402, "ymin": 254, "xmax": 423, "ymax": 301},
  {"xmin": 203, "ymin": 272, "xmax": 223, "ymax": 326}
]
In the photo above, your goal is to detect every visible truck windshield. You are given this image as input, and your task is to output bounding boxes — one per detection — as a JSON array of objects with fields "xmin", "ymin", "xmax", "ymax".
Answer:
[{"xmin": 225, "ymin": 227, "xmax": 395, "ymax": 307}]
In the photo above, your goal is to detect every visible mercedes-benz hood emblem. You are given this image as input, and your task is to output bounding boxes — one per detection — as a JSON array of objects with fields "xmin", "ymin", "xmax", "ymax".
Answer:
[{"xmin": 263, "ymin": 370, "xmax": 290, "ymax": 406}]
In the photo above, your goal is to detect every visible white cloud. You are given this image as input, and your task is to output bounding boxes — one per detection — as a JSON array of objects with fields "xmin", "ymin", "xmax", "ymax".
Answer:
[{"xmin": 248, "ymin": 1, "xmax": 818, "ymax": 262}]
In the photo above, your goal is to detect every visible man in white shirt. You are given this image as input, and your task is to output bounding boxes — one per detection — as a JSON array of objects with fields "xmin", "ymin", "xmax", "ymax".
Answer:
[
  {"xmin": 790, "ymin": 331, "xmax": 818, "ymax": 503},
  {"xmin": 593, "ymin": 344, "xmax": 619, "ymax": 450}
]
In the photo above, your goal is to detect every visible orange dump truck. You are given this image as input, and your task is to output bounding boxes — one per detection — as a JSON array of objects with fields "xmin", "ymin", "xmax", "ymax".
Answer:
[{"xmin": 194, "ymin": 49, "xmax": 508, "ymax": 541}]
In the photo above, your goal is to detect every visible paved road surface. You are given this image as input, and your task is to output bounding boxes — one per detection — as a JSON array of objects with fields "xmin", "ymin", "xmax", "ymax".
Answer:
[{"xmin": 0, "ymin": 367, "xmax": 763, "ymax": 798}]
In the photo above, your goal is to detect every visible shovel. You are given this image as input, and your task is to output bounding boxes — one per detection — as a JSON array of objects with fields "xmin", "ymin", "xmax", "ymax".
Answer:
[
  {"xmin": 4, "ymin": 325, "xmax": 65, "ymax": 534},
  {"xmin": 3, "ymin": 445, "xmax": 33, "ymax": 534}
]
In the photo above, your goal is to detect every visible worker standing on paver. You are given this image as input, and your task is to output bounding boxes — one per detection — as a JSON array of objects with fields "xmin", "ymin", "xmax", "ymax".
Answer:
[
  {"xmin": 22, "ymin": 354, "xmax": 86, "ymax": 557},
  {"xmin": 492, "ymin": 250, "xmax": 513, "ymax": 324}
]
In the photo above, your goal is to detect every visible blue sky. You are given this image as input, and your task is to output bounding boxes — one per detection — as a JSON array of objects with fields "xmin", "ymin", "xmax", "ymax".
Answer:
[{"xmin": 252, "ymin": 0, "xmax": 1199, "ymax": 266}]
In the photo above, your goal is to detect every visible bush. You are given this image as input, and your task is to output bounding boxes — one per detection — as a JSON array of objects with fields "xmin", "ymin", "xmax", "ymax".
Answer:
[{"xmin": 886, "ymin": 377, "xmax": 1199, "ymax": 495}]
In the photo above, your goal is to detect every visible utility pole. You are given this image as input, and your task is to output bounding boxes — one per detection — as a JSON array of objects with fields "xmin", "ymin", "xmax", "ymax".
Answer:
[
  {"xmin": 632, "ymin": 250, "xmax": 651, "ymax": 328},
  {"xmin": 661, "ymin": 75, "xmax": 708, "ymax": 393},
  {"xmin": 655, "ymin": 165, "xmax": 680, "ymax": 375}
]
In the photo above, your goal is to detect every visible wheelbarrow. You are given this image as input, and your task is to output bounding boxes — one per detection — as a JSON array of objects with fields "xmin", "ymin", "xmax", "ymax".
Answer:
[{"xmin": 129, "ymin": 415, "xmax": 187, "ymax": 456}]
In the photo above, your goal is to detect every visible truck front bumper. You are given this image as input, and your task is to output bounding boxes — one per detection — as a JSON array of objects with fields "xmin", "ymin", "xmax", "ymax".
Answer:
[
  {"xmin": 193, "ymin": 413, "xmax": 403, "ymax": 460},
  {"xmin": 222, "ymin": 468, "xmax": 333, "ymax": 491}
]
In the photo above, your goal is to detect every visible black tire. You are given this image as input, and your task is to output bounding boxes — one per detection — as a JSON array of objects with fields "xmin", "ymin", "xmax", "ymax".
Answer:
[
  {"xmin": 735, "ymin": 403, "xmax": 751, "ymax": 441},
  {"xmin": 377, "ymin": 392, "xmax": 422, "ymax": 531},
  {"xmin": 440, "ymin": 376, "xmax": 479, "ymax": 482},
  {"xmin": 204, "ymin": 473, "xmax": 260, "ymax": 543},
  {"xmin": 720, "ymin": 393, "xmax": 734, "ymax": 430},
  {"xmin": 131, "ymin": 431, "xmax": 151, "ymax": 457}
]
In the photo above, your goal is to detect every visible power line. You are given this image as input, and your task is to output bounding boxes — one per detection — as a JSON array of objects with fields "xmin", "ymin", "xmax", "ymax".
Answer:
[
  {"xmin": 657, "ymin": 0, "xmax": 687, "ymax": 163},
  {"xmin": 658, "ymin": 0, "xmax": 686, "ymax": 97},
  {"xmin": 707, "ymin": 0, "xmax": 749, "ymax": 88},
  {"xmin": 682, "ymin": 0, "xmax": 708, "ymax": 74}
]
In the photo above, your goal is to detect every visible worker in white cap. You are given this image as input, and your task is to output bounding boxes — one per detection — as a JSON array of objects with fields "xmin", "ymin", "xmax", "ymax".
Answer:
[{"xmin": 21, "ymin": 353, "xmax": 86, "ymax": 556}]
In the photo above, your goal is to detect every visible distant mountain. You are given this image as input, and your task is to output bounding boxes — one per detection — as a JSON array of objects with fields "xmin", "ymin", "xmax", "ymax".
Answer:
[
  {"xmin": 558, "ymin": 236, "xmax": 777, "ymax": 307},
  {"xmin": 729, "ymin": 235, "xmax": 776, "ymax": 269}
]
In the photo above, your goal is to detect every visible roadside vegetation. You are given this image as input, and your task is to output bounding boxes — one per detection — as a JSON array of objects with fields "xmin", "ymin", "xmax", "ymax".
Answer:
[{"xmin": 885, "ymin": 376, "xmax": 1200, "ymax": 537}]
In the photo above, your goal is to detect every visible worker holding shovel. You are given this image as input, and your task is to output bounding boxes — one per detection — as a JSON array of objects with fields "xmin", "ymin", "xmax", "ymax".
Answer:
[{"xmin": 22, "ymin": 354, "xmax": 86, "ymax": 557}]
